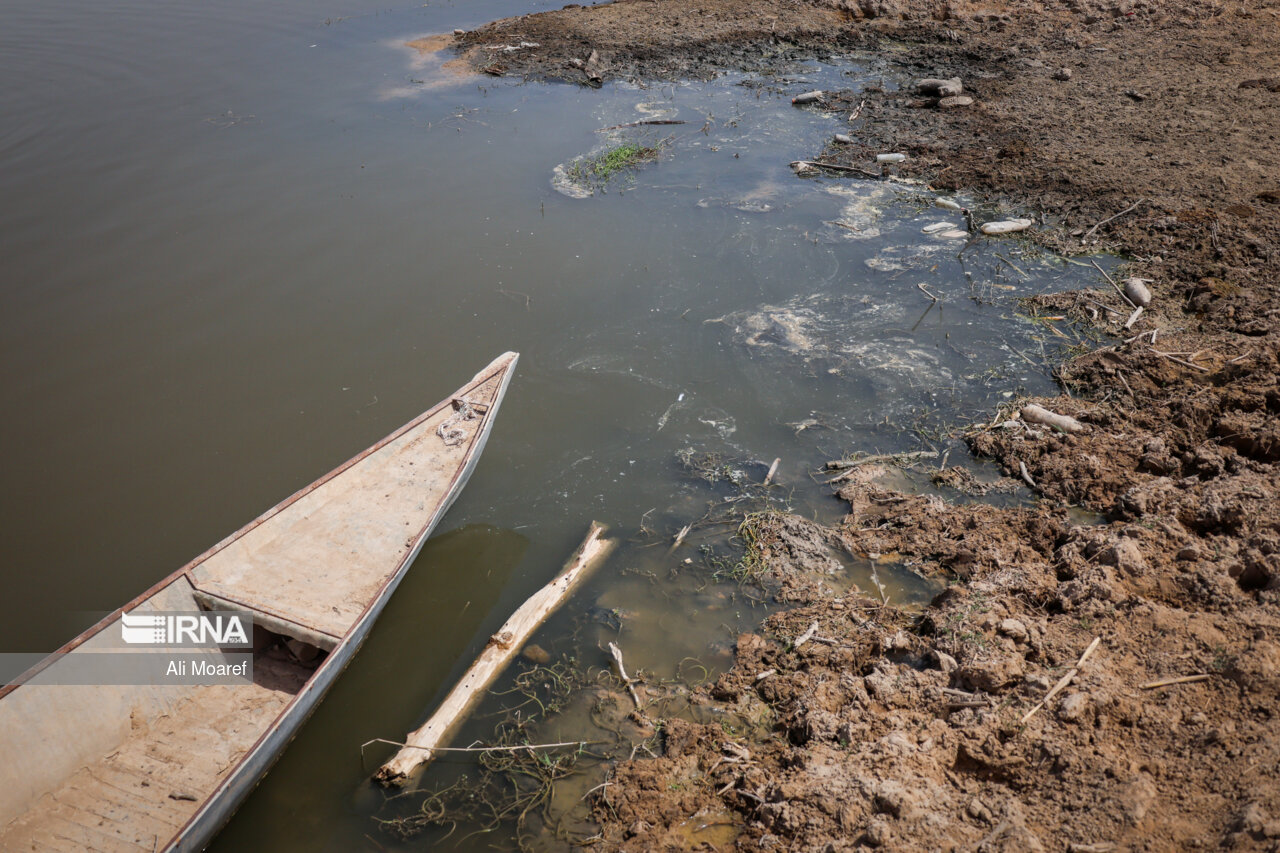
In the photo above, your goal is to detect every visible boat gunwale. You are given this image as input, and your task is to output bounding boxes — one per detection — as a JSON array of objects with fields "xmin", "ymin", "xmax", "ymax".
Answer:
[{"xmin": 0, "ymin": 351, "xmax": 518, "ymax": 708}]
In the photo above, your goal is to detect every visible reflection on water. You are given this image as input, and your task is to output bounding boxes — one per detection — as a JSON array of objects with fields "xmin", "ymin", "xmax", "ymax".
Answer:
[{"xmin": 0, "ymin": 0, "xmax": 1108, "ymax": 850}]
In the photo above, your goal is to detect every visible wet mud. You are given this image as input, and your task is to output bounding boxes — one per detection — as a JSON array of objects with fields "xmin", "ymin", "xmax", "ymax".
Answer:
[{"xmin": 431, "ymin": 0, "xmax": 1280, "ymax": 848}]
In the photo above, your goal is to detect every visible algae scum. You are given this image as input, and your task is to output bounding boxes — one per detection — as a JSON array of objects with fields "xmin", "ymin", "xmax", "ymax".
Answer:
[{"xmin": 349, "ymin": 52, "xmax": 1113, "ymax": 853}]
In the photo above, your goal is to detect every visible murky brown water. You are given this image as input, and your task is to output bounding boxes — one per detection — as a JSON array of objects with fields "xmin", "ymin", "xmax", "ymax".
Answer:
[{"xmin": 0, "ymin": 1, "xmax": 1109, "ymax": 849}]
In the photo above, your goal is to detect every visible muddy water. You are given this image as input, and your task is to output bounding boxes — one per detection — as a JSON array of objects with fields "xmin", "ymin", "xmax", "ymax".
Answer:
[{"xmin": 1, "ymin": 0, "xmax": 1106, "ymax": 849}]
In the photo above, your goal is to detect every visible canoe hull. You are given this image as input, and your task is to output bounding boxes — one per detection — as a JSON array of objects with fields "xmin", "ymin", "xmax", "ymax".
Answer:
[
  {"xmin": 171, "ymin": 352, "xmax": 517, "ymax": 851},
  {"xmin": 0, "ymin": 353, "xmax": 518, "ymax": 853}
]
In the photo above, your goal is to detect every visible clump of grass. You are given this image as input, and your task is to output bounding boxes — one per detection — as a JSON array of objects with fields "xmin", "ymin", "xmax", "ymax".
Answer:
[{"xmin": 568, "ymin": 142, "xmax": 663, "ymax": 188}]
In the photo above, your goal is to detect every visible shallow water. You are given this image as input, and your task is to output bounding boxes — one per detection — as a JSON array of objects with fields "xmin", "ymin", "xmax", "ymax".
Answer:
[{"xmin": 0, "ymin": 0, "xmax": 1107, "ymax": 849}]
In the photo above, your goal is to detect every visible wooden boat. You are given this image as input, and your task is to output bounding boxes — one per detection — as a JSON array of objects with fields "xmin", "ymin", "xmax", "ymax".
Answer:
[{"xmin": 0, "ymin": 352, "xmax": 519, "ymax": 852}]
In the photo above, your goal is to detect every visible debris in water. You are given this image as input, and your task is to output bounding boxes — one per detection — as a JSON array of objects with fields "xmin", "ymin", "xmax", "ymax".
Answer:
[
  {"xmin": 922, "ymin": 221, "xmax": 957, "ymax": 233},
  {"xmin": 876, "ymin": 153, "xmax": 907, "ymax": 163},
  {"xmin": 791, "ymin": 90, "xmax": 824, "ymax": 104}
]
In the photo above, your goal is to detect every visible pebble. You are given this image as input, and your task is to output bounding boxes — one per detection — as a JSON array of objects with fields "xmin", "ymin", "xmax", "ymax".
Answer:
[
  {"xmin": 934, "ymin": 197, "xmax": 964, "ymax": 211},
  {"xmin": 1053, "ymin": 67, "xmax": 1074, "ymax": 81},
  {"xmin": 938, "ymin": 229, "xmax": 969, "ymax": 239},
  {"xmin": 833, "ymin": 133, "xmax": 855, "ymax": 144},
  {"xmin": 917, "ymin": 76, "xmax": 964, "ymax": 97},
  {"xmin": 876, "ymin": 152, "xmax": 907, "ymax": 163},
  {"xmin": 938, "ymin": 95, "xmax": 975, "ymax": 108},
  {"xmin": 967, "ymin": 798, "xmax": 994, "ymax": 823},
  {"xmin": 1124, "ymin": 277, "xmax": 1153, "ymax": 307},
  {"xmin": 998, "ymin": 618, "xmax": 1030, "ymax": 643},
  {"xmin": 922, "ymin": 221, "xmax": 958, "ymax": 233},
  {"xmin": 980, "ymin": 218, "xmax": 1033, "ymax": 234}
]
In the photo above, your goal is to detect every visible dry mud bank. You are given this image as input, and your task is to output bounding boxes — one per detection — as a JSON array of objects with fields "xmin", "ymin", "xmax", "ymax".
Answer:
[{"xmin": 451, "ymin": 0, "xmax": 1280, "ymax": 848}]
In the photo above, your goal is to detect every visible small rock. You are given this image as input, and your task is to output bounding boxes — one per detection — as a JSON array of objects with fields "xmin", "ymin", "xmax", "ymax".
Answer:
[
  {"xmin": 935, "ymin": 197, "xmax": 964, "ymax": 211},
  {"xmin": 1102, "ymin": 538, "xmax": 1147, "ymax": 575},
  {"xmin": 967, "ymin": 797, "xmax": 994, "ymax": 823},
  {"xmin": 1053, "ymin": 67, "xmax": 1074, "ymax": 81},
  {"xmin": 876, "ymin": 152, "xmax": 907, "ymax": 163},
  {"xmin": 1124, "ymin": 277, "xmax": 1153, "ymax": 307},
  {"xmin": 521, "ymin": 643, "xmax": 552, "ymax": 665},
  {"xmin": 934, "ymin": 650, "xmax": 959, "ymax": 673},
  {"xmin": 959, "ymin": 655, "xmax": 1025, "ymax": 692},
  {"xmin": 1057, "ymin": 691, "xmax": 1090, "ymax": 722},
  {"xmin": 917, "ymin": 76, "xmax": 964, "ymax": 97},
  {"xmin": 863, "ymin": 815, "xmax": 893, "ymax": 847},
  {"xmin": 998, "ymin": 618, "xmax": 1030, "ymax": 643},
  {"xmin": 938, "ymin": 95, "xmax": 975, "ymax": 108},
  {"xmin": 1176, "ymin": 545, "xmax": 1201, "ymax": 561},
  {"xmin": 453, "ymin": 28, "xmax": 466, "ymax": 35},
  {"xmin": 1117, "ymin": 775, "xmax": 1157, "ymax": 824},
  {"xmin": 833, "ymin": 133, "xmax": 854, "ymax": 144},
  {"xmin": 1235, "ymin": 802, "xmax": 1268, "ymax": 834}
]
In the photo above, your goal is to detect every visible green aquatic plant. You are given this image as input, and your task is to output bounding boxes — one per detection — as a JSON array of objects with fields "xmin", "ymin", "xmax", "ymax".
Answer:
[{"xmin": 567, "ymin": 142, "xmax": 663, "ymax": 188}]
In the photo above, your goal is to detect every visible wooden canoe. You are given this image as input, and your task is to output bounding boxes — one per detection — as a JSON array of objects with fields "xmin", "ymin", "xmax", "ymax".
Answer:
[{"xmin": 0, "ymin": 352, "xmax": 518, "ymax": 852}]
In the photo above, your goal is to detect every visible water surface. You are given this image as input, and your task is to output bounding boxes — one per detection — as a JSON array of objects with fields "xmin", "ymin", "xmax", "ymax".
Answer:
[{"xmin": 0, "ymin": 1, "xmax": 1104, "ymax": 849}]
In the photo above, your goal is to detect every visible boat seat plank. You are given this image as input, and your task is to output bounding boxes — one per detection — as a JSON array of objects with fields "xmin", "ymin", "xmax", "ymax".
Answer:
[{"xmin": 188, "ymin": 376, "xmax": 504, "ymax": 643}]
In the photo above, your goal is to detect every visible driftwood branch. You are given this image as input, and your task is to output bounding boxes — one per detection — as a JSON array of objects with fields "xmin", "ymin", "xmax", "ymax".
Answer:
[{"xmin": 374, "ymin": 522, "xmax": 617, "ymax": 786}]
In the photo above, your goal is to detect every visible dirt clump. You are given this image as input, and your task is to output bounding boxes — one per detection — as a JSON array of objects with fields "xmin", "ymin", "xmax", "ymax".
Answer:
[{"xmin": 453, "ymin": 0, "xmax": 1280, "ymax": 847}]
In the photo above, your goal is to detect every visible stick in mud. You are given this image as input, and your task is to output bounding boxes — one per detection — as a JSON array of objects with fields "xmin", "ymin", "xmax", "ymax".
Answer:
[
  {"xmin": 1019, "ymin": 461, "xmax": 1037, "ymax": 490},
  {"xmin": 764, "ymin": 457, "xmax": 781, "ymax": 486},
  {"xmin": 1081, "ymin": 198, "xmax": 1144, "ymax": 244},
  {"xmin": 792, "ymin": 620, "xmax": 819, "ymax": 650},
  {"xmin": 1139, "ymin": 673, "xmax": 1211, "ymax": 690},
  {"xmin": 607, "ymin": 642, "xmax": 642, "ymax": 709},
  {"xmin": 1021, "ymin": 636, "xmax": 1101, "ymax": 724},
  {"xmin": 667, "ymin": 523, "xmax": 692, "ymax": 555},
  {"xmin": 373, "ymin": 522, "xmax": 617, "ymax": 786}
]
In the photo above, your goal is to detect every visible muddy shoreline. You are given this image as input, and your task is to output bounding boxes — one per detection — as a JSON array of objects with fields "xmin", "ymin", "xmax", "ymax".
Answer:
[{"xmin": 450, "ymin": 1, "xmax": 1278, "ymax": 848}]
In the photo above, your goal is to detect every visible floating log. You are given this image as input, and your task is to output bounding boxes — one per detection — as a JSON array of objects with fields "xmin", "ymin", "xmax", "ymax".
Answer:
[{"xmin": 374, "ymin": 522, "xmax": 617, "ymax": 786}]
